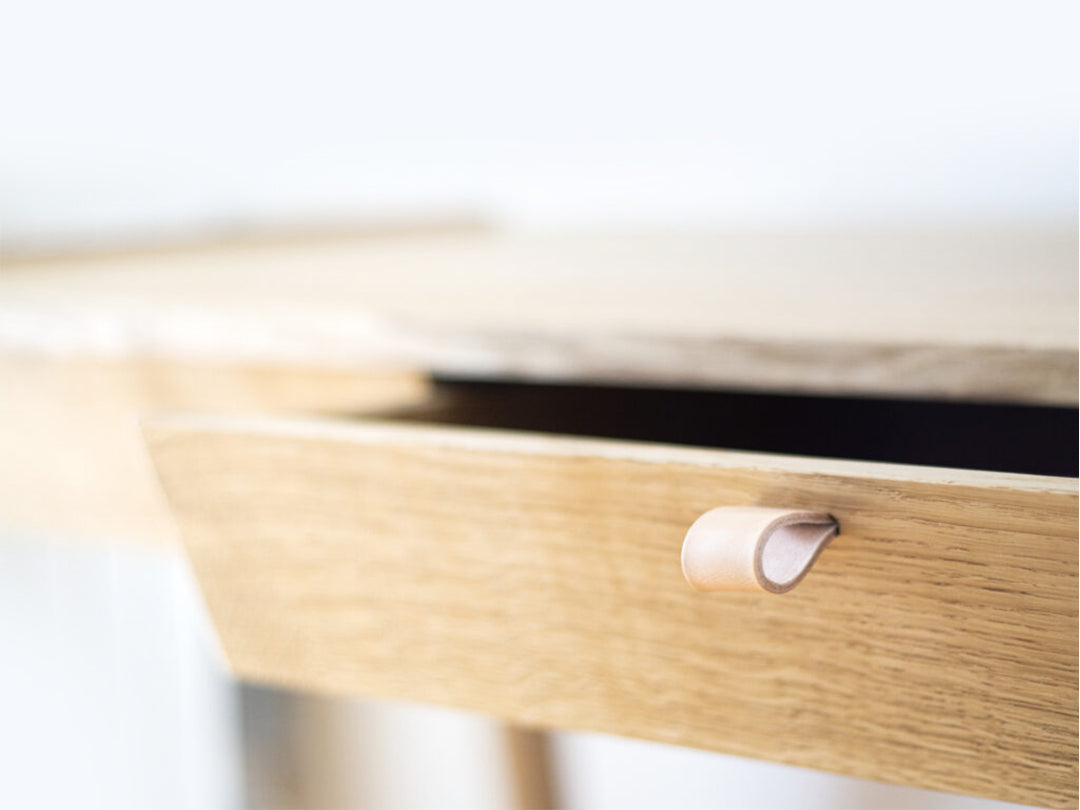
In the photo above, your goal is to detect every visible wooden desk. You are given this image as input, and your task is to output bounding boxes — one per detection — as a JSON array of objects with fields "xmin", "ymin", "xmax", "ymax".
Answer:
[{"xmin": 2, "ymin": 228, "xmax": 1076, "ymax": 808}]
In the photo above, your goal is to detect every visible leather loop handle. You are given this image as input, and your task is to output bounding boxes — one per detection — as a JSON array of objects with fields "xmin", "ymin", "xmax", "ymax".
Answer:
[{"xmin": 681, "ymin": 506, "xmax": 839, "ymax": 594}]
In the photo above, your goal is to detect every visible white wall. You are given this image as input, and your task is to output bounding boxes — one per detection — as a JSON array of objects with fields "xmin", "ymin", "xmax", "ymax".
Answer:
[
  {"xmin": 2, "ymin": 0, "xmax": 1076, "ymax": 251},
  {"xmin": 0, "ymin": 536, "xmax": 242, "ymax": 810}
]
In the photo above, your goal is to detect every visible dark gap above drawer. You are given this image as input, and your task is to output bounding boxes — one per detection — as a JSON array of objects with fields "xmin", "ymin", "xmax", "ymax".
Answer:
[{"xmin": 378, "ymin": 378, "xmax": 1077, "ymax": 477}]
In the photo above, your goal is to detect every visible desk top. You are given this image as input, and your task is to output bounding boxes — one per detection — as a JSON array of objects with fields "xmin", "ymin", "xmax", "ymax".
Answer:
[{"xmin": 2, "ymin": 227, "xmax": 1075, "ymax": 404}]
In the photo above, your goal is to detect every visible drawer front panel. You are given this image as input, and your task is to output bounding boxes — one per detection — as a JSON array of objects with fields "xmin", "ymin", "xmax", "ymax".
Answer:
[{"xmin": 145, "ymin": 416, "xmax": 1078, "ymax": 808}]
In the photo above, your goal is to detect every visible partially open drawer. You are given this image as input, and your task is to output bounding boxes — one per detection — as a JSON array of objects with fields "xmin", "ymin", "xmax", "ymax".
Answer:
[{"xmin": 143, "ymin": 383, "xmax": 1078, "ymax": 809}]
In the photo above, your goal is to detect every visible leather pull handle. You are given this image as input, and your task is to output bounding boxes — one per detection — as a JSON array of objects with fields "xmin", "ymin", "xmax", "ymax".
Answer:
[{"xmin": 681, "ymin": 506, "xmax": 839, "ymax": 594}]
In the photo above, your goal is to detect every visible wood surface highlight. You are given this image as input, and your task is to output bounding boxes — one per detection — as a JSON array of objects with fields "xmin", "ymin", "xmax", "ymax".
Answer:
[{"xmin": 3, "ymin": 227, "xmax": 1075, "ymax": 404}]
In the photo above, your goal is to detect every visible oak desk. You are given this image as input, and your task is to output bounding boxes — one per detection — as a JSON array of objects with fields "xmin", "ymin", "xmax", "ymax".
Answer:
[{"xmin": 1, "ymin": 228, "xmax": 1076, "ymax": 808}]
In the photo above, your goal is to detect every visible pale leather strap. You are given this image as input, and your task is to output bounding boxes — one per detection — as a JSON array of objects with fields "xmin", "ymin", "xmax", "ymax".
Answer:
[{"xmin": 681, "ymin": 506, "xmax": 839, "ymax": 594}]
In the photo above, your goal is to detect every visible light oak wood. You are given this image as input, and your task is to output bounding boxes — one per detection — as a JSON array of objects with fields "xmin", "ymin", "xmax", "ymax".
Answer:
[
  {"xmin": 0, "ymin": 355, "xmax": 427, "ymax": 544},
  {"xmin": 144, "ymin": 415, "xmax": 1079, "ymax": 808},
  {"xmin": 3, "ymin": 227, "xmax": 1075, "ymax": 404}
]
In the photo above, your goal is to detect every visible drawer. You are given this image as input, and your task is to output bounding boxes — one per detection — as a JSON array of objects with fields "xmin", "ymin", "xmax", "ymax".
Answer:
[{"xmin": 143, "ymin": 382, "xmax": 1078, "ymax": 809}]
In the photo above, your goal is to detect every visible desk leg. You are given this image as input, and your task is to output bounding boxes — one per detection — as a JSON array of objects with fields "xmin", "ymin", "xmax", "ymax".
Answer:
[{"xmin": 503, "ymin": 726, "xmax": 558, "ymax": 810}]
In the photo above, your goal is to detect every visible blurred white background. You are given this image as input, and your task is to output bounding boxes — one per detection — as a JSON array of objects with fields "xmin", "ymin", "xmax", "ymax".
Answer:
[
  {"xmin": 1, "ymin": 0, "xmax": 1076, "ymax": 249},
  {"xmin": 0, "ymin": 0, "xmax": 1074, "ymax": 807}
]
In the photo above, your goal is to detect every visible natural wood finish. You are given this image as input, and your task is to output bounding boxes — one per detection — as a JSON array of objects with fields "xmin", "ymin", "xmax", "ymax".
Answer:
[
  {"xmin": 144, "ymin": 415, "xmax": 1079, "ymax": 808},
  {"xmin": 3, "ymin": 228, "xmax": 1075, "ymax": 404},
  {"xmin": 0, "ymin": 355, "xmax": 426, "ymax": 544}
]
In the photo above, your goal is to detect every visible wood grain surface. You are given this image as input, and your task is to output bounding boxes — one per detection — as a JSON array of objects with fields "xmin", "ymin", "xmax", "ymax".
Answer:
[
  {"xmin": 3, "ymin": 227, "xmax": 1075, "ymax": 404},
  {"xmin": 144, "ymin": 415, "xmax": 1079, "ymax": 808}
]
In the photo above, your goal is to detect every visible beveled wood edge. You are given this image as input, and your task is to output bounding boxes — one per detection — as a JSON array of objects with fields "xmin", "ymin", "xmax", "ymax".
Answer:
[{"xmin": 140, "ymin": 412, "xmax": 1079, "ymax": 495}]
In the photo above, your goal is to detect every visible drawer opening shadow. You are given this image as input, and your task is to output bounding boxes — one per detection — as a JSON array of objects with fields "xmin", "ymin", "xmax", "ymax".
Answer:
[{"xmin": 370, "ymin": 379, "xmax": 1077, "ymax": 478}]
